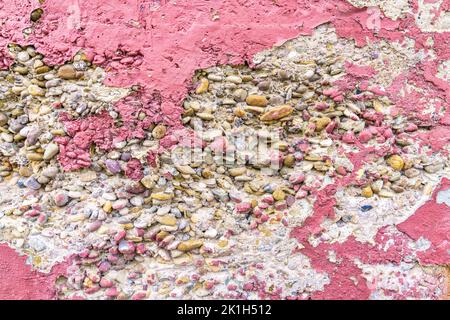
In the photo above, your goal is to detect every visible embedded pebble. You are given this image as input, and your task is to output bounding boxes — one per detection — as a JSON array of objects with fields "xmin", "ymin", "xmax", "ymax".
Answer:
[
  {"xmin": 260, "ymin": 105, "xmax": 293, "ymax": 121},
  {"xmin": 17, "ymin": 51, "xmax": 30, "ymax": 62},
  {"xmin": 105, "ymin": 159, "xmax": 121, "ymax": 173},
  {"xmin": 152, "ymin": 124, "xmax": 167, "ymax": 139},
  {"xmin": 54, "ymin": 193, "xmax": 69, "ymax": 206},
  {"xmin": 246, "ymin": 95, "xmax": 268, "ymax": 107},
  {"xmin": 0, "ymin": 37, "xmax": 447, "ymax": 302}
]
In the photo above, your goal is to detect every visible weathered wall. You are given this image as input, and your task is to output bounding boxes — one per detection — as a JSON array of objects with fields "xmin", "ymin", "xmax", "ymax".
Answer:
[{"xmin": 0, "ymin": 0, "xmax": 448, "ymax": 299}]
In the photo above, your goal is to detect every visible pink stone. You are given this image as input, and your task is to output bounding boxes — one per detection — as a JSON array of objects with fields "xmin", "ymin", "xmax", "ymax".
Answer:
[
  {"xmin": 118, "ymin": 240, "xmax": 135, "ymax": 254},
  {"xmin": 135, "ymin": 228, "xmax": 145, "ymax": 237},
  {"xmin": 294, "ymin": 152, "xmax": 304, "ymax": 161},
  {"xmin": 323, "ymin": 88, "xmax": 340, "ymax": 97},
  {"xmin": 261, "ymin": 195, "xmax": 275, "ymax": 204},
  {"xmin": 112, "ymin": 199, "xmax": 128, "ymax": 210},
  {"xmin": 369, "ymin": 126, "xmax": 378, "ymax": 135},
  {"xmin": 114, "ymin": 230, "xmax": 127, "ymax": 242},
  {"xmin": 88, "ymin": 221, "xmax": 102, "ymax": 232},
  {"xmin": 336, "ymin": 166, "xmax": 347, "ymax": 176},
  {"xmin": 146, "ymin": 150, "xmax": 159, "ymax": 168},
  {"xmin": 132, "ymin": 292, "xmax": 147, "ymax": 300},
  {"xmin": 209, "ymin": 136, "xmax": 228, "ymax": 154},
  {"xmin": 204, "ymin": 281, "xmax": 215, "ymax": 290},
  {"xmin": 107, "ymin": 254, "xmax": 119, "ymax": 263},
  {"xmin": 136, "ymin": 243, "xmax": 146, "ymax": 255},
  {"xmin": 253, "ymin": 209, "xmax": 262, "ymax": 217},
  {"xmin": 243, "ymin": 282, "xmax": 254, "ymax": 291},
  {"xmin": 84, "ymin": 286, "xmax": 101, "ymax": 294},
  {"xmin": 54, "ymin": 193, "xmax": 69, "ymax": 207},
  {"xmin": 286, "ymin": 195, "xmax": 295, "ymax": 207},
  {"xmin": 333, "ymin": 95, "xmax": 344, "ymax": 102},
  {"xmin": 98, "ymin": 261, "xmax": 111, "ymax": 273},
  {"xmin": 227, "ymin": 284, "xmax": 237, "ymax": 291},
  {"xmin": 346, "ymin": 110, "xmax": 359, "ymax": 120},
  {"xmin": 258, "ymin": 203, "xmax": 269, "ymax": 209},
  {"xmin": 274, "ymin": 201, "xmax": 287, "ymax": 210},
  {"xmin": 325, "ymin": 120, "xmax": 337, "ymax": 133},
  {"xmin": 93, "ymin": 55, "xmax": 106, "ymax": 64},
  {"xmin": 37, "ymin": 213, "xmax": 48, "ymax": 225},
  {"xmin": 160, "ymin": 132, "xmax": 182, "ymax": 149},
  {"xmin": 24, "ymin": 209, "xmax": 39, "ymax": 218},
  {"xmin": 78, "ymin": 249, "xmax": 89, "ymax": 258},
  {"xmin": 297, "ymin": 141, "xmax": 309, "ymax": 152},
  {"xmin": 302, "ymin": 110, "xmax": 311, "ymax": 121},
  {"xmin": 269, "ymin": 150, "xmax": 283, "ymax": 166},
  {"xmin": 307, "ymin": 122, "xmax": 316, "ymax": 131},
  {"xmin": 120, "ymin": 57, "xmax": 134, "ymax": 64},
  {"xmin": 315, "ymin": 102, "xmax": 329, "ymax": 111}
]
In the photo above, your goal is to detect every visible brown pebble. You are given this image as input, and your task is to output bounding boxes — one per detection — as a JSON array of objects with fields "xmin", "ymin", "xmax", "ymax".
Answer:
[
  {"xmin": 257, "ymin": 81, "xmax": 270, "ymax": 91},
  {"xmin": 152, "ymin": 124, "xmax": 167, "ymax": 139}
]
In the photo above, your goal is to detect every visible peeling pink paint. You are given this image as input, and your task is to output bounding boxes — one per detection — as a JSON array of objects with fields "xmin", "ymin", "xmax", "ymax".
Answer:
[{"xmin": 2, "ymin": 0, "xmax": 447, "ymax": 170}]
